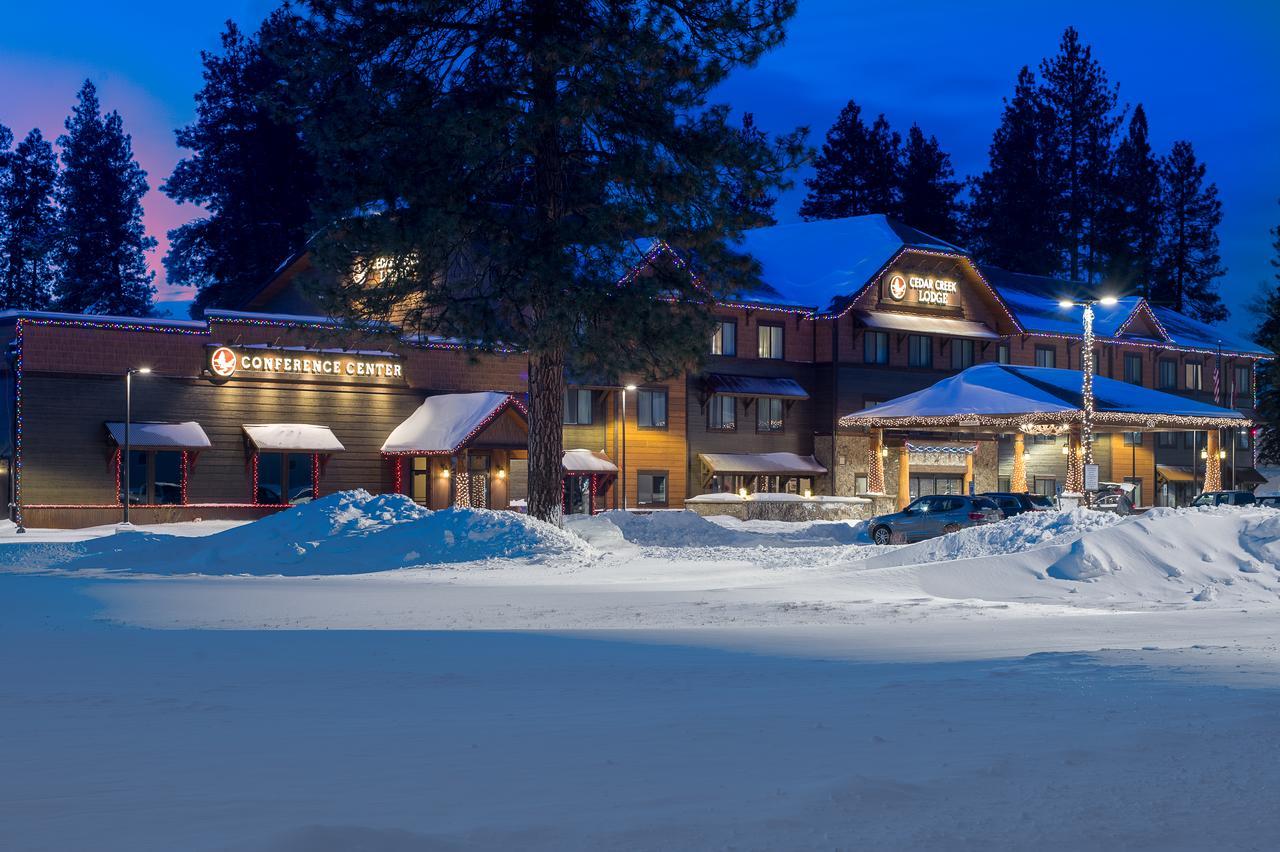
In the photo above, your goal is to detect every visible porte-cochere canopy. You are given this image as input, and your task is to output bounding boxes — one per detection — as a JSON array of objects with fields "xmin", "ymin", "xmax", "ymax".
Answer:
[{"xmin": 840, "ymin": 364, "xmax": 1249, "ymax": 432}]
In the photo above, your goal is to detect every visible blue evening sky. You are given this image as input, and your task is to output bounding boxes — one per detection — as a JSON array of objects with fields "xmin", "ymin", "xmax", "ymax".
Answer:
[{"xmin": 1, "ymin": 0, "xmax": 1277, "ymax": 336}]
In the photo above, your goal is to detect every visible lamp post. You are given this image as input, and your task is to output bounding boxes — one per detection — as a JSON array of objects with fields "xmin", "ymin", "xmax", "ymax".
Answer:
[
  {"xmin": 122, "ymin": 367, "xmax": 151, "ymax": 525},
  {"xmin": 619, "ymin": 383, "xmax": 637, "ymax": 510},
  {"xmin": 1057, "ymin": 296, "xmax": 1118, "ymax": 494}
]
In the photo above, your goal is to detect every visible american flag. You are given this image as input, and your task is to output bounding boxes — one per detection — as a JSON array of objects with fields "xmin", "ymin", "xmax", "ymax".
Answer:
[{"xmin": 1213, "ymin": 344, "xmax": 1222, "ymax": 405}]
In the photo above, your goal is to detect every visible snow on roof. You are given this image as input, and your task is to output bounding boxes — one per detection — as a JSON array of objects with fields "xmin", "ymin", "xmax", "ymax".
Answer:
[
  {"xmin": 722, "ymin": 215, "xmax": 960, "ymax": 312},
  {"xmin": 244, "ymin": 424, "xmax": 346, "ymax": 452},
  {"xmin": 381, "ymin": 392, "xmax": 526, "ymax": 454},
  {"xmin": 106, "ymin": 421, "xmax": 212, "ymax": 449},
  {"xmin": 0, "ymin": 309, "xmax": 207, "ymax": 330},
  {"xmin": 1149, "ymin": 307, "xmax": 1269, "ymax": 357},
  {"xmin": 842, "ymin": 364, "xmax": 1248, "ymax": 424},
  {"xmin": 855, "ymin": 310, "xmax": 1000, "ymax": 339},
  {"xmin": 698, "ymin": 452, "xmax": 827, "ymax": 475},
  {"xmin": 563, "ymin": 449, "xmax": 617, "ymax": 473}
]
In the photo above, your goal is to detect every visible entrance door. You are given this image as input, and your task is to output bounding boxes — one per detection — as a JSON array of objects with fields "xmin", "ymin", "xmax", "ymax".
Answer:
[
  {"xmin": 564, "ymin": 475, "xmax": 591, "ymax": 515},
  {"xmin": 410, "ymin": 457, "xmax": 429, "ymax": 504},
  {"xmin": 468, "ymin": 453, "xmax": 490, "ymax": 508}
]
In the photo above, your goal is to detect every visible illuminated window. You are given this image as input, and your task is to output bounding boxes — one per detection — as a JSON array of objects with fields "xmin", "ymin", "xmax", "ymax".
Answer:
[
  {"xmin": 757, "ymin": 324, "xmax": 783, "ymax": 359},
  {"xmin": 1184, "ymin": 362, "xmax": 1203, "ymax": 390},
  {"xmin": 711, "ymin": 320, "xmax": 737, "ymax": 356},
  {"xmin": 757, "ymin": 398, "xmax": 784, "ymax": 432},
  {"xmin": 637, "ymin": 388, "xmax": 668, "ymax": 429}
]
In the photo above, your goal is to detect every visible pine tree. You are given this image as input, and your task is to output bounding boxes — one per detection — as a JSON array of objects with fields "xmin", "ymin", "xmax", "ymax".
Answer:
[
  {"xmin": 1038, "ymin": 27, "xmax": 1122, "ymax": 283},
  {"xmin": 799, "ymin": 100, "xmax": 899, "ymax": 220},
  {"xmin": 966, "ymin": 67, "xmax": 1062, "ymax": 273},
  {"xmin": 1255, "ymin": 200, "xmax": 1280, "ymax": 465},
  {"xmin": 275, "ymin": 0, "xmax": 805, "ymax": 523},
  {"xmin": 1098, "ymin": 104, "xmax": 1162, "ymax": 296},
  {"xmin": 0, "ymin": 129, "xmax": 60, "ymax": 309},
  {"xmin": 0, "ymin": 122, "xmax": 12, "ymax": 294},
  {"xmin": 896, "ymin": 124, "xmax": 961, "ymax": 242},
  {"xmin": 56, "ymin": 80, "xmax": 156, "ymax": 316},
  {"xmin": 728, "ymin": 113, "xmax": 780, "ymax": 228},
  {"xmin": 163, "ymin": 12, "xmax": 317, "ymax": 316},
  {"xmin": 1152, "ymin": 140, "xmax": 1226, "ymax": 322}
]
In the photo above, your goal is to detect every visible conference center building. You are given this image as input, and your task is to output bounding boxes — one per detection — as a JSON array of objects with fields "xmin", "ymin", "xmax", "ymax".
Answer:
[{"xmin": 0, "ymin": 214, "xmax": 1268, "ymax": 528}]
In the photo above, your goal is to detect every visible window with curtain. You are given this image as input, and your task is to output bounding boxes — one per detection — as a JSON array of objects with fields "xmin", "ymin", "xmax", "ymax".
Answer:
[
  {"xmin": 1035, "ymin": 347, "xmax": 1056, "ymax": 368},
  {"xmin": 863, "ymin": 330, "xmax": 889, "ymax": 364},
  {"xmin": 908, "ymin": 335, "xmax": 931, "ymax": 368},
  {"xmin": 637, "ymin": 388, "xmax": 668, "ymax": 429},
  {"xmin": 1124, "ymin": 353, "xmax": 1142, "ymax": 385},
  {"xmin": 756, "ymin": 397, "xmax": 784, "ymax": 432},
  {"xmin": 1184, "ymin": 362, "xmax": 1203, "ymax": 390},
  {"xmin": 757, "ymin": 324, "xmax": 783, "ymax": 359},
  {"xmin": 710, "ymin": 320, "xmax": 736, "ymax": 356},
  {"xmin": 951, "ymin": 339, "xmax": 975, "ymax": 369},
  {"xmin": 1158, "ymin": 359, "xmax": 1177, "ymax": 389},
  {"xmin": 563, "ymin": 388, "xmax": 592, "ymax": 425},
  {"xmin": 709, "ymin": 394, "xmax": 736, "ymax": 430}
]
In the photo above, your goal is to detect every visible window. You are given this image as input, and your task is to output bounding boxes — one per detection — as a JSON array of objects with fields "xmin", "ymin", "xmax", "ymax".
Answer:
[
  {"xmin": 709, "ymin": 394, "xmax": 736, "ymax": 430},
  {"xmin": 1122, "ymin": 432, "xmax": 1143, "ymax": 447},
  {"xmin": 1157, "ymin": 431, "xmax": 1177, "ymax": 448},
  {"xmin": 951, "ymin": 339, "xmax": 975, "ymax": 370},
  {"xmin": 256, "ymin": 452, "xmax": 316, "ymax": 505},
  {"xmin": 1033, "ymin": 434, "xmax": 1056, "ymax": 445},
  {"xmin": 637, "ymin": 471, "xmax": 668, "ymax": 507},
  {"xmin": 1035, "ymin": 346, "xmax": 1056, "ymax": 368},
  {"xmin": 637, "ymin": 388, "xmax": 668, "ymax": 429},
  {"xmin": 854, "ymin": 474, "xmax": 869, "ymax": 494},
  {"xmin": 1033, "ymin": 477, "xmax": 1057, "ymax": 497},
  {"xmin": 1158, "ymin": 359, "xmax": 1177, "ymax": 389},
  {"xmin": 1237, "ymin": 429, "xmax": 1251, "ymax": 450},
  {"xmin": 997, "ymin": 343, "xmax": 1011, "ymax": 365},
  {"xmin": 757, "ymin": 323, "xmax": 783, "ymax": 359},
  {"xmin": 908, "ymin": 335, "xmax": 932, "ymax": 368},
  {"xmin": 1183, "ymin": 431, "xmax": 1200, "ymax": 449},
  {"xmin": 119, "ymin": 449, "xmax": 186, "ymax": 505},
  {"xmin": 1234, "ymin": 365, "xmax": 1251, "ymax": 401},
  {"xmin": 998, "ymin": 476, "xmax": 1011, "ymax": 492},
  {"xmin": 563, "ymin": 388, "xmax": 592, "ymax": 425},
  {"xmin": 1124, "ymin": 353, "xmax": 1143, "ymax": 385},
  {"xmin": 1185, "ymin": 361, "xmax": 1203, "ymax": 390},
  {"xmin": 711, "ymin": 320, "xmax": 737, "ymax": 356},
  {"xmin": 909, "ymin": 475, "xmax": 962, "ymax": 498},
  {"xmin": 864, "ymin": 330, "xmax": 889, "ymax": 364},
  {"xmin": 757, "ymin": 397, "xmax": 784, "ymax": 432}
]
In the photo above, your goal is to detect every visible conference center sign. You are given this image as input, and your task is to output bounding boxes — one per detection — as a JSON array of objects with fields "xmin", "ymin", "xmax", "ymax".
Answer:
[{"xmin": 206, "ymin": 345, "xmax": 404, "ymax": 382}]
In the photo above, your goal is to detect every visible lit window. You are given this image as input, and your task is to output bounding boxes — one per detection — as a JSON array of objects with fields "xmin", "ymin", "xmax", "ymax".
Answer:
[
  {"xmin": 1184, "ymin": 362, "xmax": 1203, "ymax": 390},
  {"xmin": 757, "ymin": 398, "xmax": 784, "ymax": 432},
  {"xmin": 711, "ymin": 320, "xmax": 737, "ymax": 356},
  {"xmin": 637, "ymin": 388, "xmax": 668, "ymax": 429},
  {"xmin": 757, "ymin": 324, "xmax": 783, "ymax": 359}
]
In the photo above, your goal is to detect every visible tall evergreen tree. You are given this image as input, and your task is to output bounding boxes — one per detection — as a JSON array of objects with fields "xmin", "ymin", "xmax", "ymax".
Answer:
[
  {"xmin": 1098, "ymin": 104, "xmax": 1162, "ymax": 296},
  {"xmin": 966, "ymin": 67, "xmax": 1062, "ymax": 273},
  {"xmin": 727, "ymin": 113, "xmax": 780, "ymax": 228},
  {"xmin": 0, "ymin": 122, "xmax": 12, "ymax": 295},
  {"xmin": 1255, "ymin": 200, "xmax": 1280, "ymax": 464},
  {"xmin": 0, "ymin": 129, "xmax": 60, "ymax": 309},
  {"xmin": 1152, "ymin": 140, "xmax": 1226, "ymax": 322},
  {"xmin": 897, "ymin": 124, "xmax": 961, "ymax": 242},
  {"xmin": 56, "ymin": 80, "xmax": 156, "ymax": 316},
  {"xmin": 275, "ymin": 0, "xmax": 805, "ymax": 523},
  {"xmin": 799, "ymin": 100, "xmax": 899, "ymax": 220},
  {"xmin": 163, "ymin": 12, "xmax": 317, "ymax": 316},
  {"xmin": 1038, "ymin": 26, "xmax": 1122, "ymax": 283}
]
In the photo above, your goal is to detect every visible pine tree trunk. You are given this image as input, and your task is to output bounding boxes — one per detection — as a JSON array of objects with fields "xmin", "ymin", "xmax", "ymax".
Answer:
[{"xmin": 526, "ymin": 347, "xmax": 565, "ymax": 525}]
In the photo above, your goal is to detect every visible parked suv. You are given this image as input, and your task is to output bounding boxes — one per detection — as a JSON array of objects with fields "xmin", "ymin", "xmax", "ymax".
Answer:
[
  {"xmin": 1190, "ymin": 491, "xmax": 1256, "ymax": 507},
  {"xmin": 869, "ymin": 495, "xmax": 1004, "ymax": 545},
  {"xmin": 1257, "ymin": 495, "xmax": 1280, "ymax": 509},
  {"xmin": 982, "ymin": 492, "xmax": 1055, "ymax": 517}
]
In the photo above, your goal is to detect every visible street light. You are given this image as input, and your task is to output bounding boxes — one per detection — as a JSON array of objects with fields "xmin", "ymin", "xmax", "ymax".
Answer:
[
  {"xmin": 1055, "ymin": 297, "xmax": 1118, "ymax": 493},
  {"xmin": 121, "ymin": 367, "xmax": 152, "ymax": 525},
  {"xmin": 619, "ymin": 384, "xmax": 638, "ymax": 511}
]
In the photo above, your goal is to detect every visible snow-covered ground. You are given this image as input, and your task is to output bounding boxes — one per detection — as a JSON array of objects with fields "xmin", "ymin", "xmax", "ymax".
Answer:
[{"xmin": 2, "ymin": 492, "xmax": 1279, "ymax": 850}]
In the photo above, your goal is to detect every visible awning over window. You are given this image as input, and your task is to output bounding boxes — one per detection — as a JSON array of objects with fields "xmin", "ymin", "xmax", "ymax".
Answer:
[
  {"xmin": 244, "ymin": 424, "xmax": 345, "ymax": 453},
  {"xmin": 1156, "ymin": 464, "xmax": 1194, "ymax": 483},
  {"xmin": 563, "ymin": 448, "xmax": 618, "ymax": 473},
  {"xmin": 1234, "ymin": 467, "xmax": 1268, "ymax": 487},
  {"xmin": 107, "ymin": 421, "xmax": 212, "ymax": 450},
  {"xmin": 703, "ymin": 373, "xmax": 809, "ymax": 399},
  {"xmin": 854, "ymin": 310, "xmax": 1001, "ymax": 339},
  {"xmin": 699, "ymin": 452, "xmax": 827, "ymax": 475},
  {"xmin": 381, "ymin": 392, "xmax": 527, "ymax": 454}
]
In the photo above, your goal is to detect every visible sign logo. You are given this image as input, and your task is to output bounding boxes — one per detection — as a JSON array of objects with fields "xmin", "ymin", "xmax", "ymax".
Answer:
[
  {"xmin": 888, "ymin": 273, "xmax": 908, "ymax": 301},
  {"xmin": 209, "ymin": 346, "xmax": 238, "ymax": 378}
]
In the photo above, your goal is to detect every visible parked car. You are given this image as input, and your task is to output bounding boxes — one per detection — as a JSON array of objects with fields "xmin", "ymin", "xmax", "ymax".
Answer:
[
  {"xmin": 981, "ymin": 492, "xmax": 1055, "ymax": 516},
  {"xmin": 1190, "ymin": 491, "xmax": 1257, "ymax": 507},
  {"xmin": 1257, "ymin": 495, "xmax": 1280, "ymax": 509},
  {"xmin": 1095, "ymin": 492, "xmax": 1133, "ymax": 515},
  {"xmin": 869, "ymin": 495, "xmax": 1004, "ymax": 545}
]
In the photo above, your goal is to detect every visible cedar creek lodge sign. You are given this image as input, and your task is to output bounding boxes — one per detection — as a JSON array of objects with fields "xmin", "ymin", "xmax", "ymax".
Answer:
[
  {"xmin": 884, "ymin": 270, "xmax": 960, "ymax": 307},
  {"xmin": 207, "ymin": 345, "xmax": 404, "ymax": 381}
]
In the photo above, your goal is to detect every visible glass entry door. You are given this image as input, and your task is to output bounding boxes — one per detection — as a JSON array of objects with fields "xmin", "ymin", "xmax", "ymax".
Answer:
[{"xmin": 564, "ymin": 475, "xmax": 591, "ymax": 515}]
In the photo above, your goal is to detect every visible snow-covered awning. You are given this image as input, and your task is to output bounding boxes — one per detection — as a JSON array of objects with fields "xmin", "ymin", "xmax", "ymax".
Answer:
[
  {"xmin": 244, "ymin": 424, "xmax": 345, "ymax": 453},
  {"xmin": 703, "ymin": 373, "xmax": 809, "ymax": 399},
  {"xmin": 840, "ymin": 364, "xmax": 1249, "ymax": 430},
  {"xmin": 699, "ymin": 452, "xmax": 826, "ymax": 475},
  {"xmin": 381, "ymin": 392, "xmax": 527, "ymax": 454},
  {"xmin": 854, "ymin": 310, "xmax": 1000, "ymax": 339},
  {"xmin": 106, "ymin": 421, "xmax": 212, "ymax": 450},
  {"xmin": 1156, "ymin": 465, "xmax": 1195, "ymax": 483},
  {"xmin": 563, "ymin": 449, "xmax": 617, "ymax": 473}
]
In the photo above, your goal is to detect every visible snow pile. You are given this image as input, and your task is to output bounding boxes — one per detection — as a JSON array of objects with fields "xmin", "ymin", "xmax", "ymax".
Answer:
[
  {"xmin": 860, "ymin": 509, "xmax": 1125, "ymax": 569},
  {"xmin": 31, "ymin": 490, "xmax": 589, "ymax": 576},
  {"xmin": 575, "ymin": 509, "xmax": 864, "ymax": 547}
]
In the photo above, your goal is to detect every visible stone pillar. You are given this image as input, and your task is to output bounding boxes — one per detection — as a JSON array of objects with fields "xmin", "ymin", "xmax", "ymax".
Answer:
[
  {"xmin": 963, "ymin": 452, "xmax": 975, "ymax": 496},
  {"xmin": 1011, "ymin": 432, "xmax": 1028, "ymax": 493},
  {"xmin": 1065, "ymin": 427, "xmax": 1084, "ymax": 493},
  {"xmin": 1204, "ymin": 429, "xmax": 1222, "ymax": 492},
  {"xmin": 868, "ymin": 429, "xmax": 885, "ymax": 494},
  {"xmin": 897, "ymin": 444, "xmax": 911, "ymax": 510}
]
